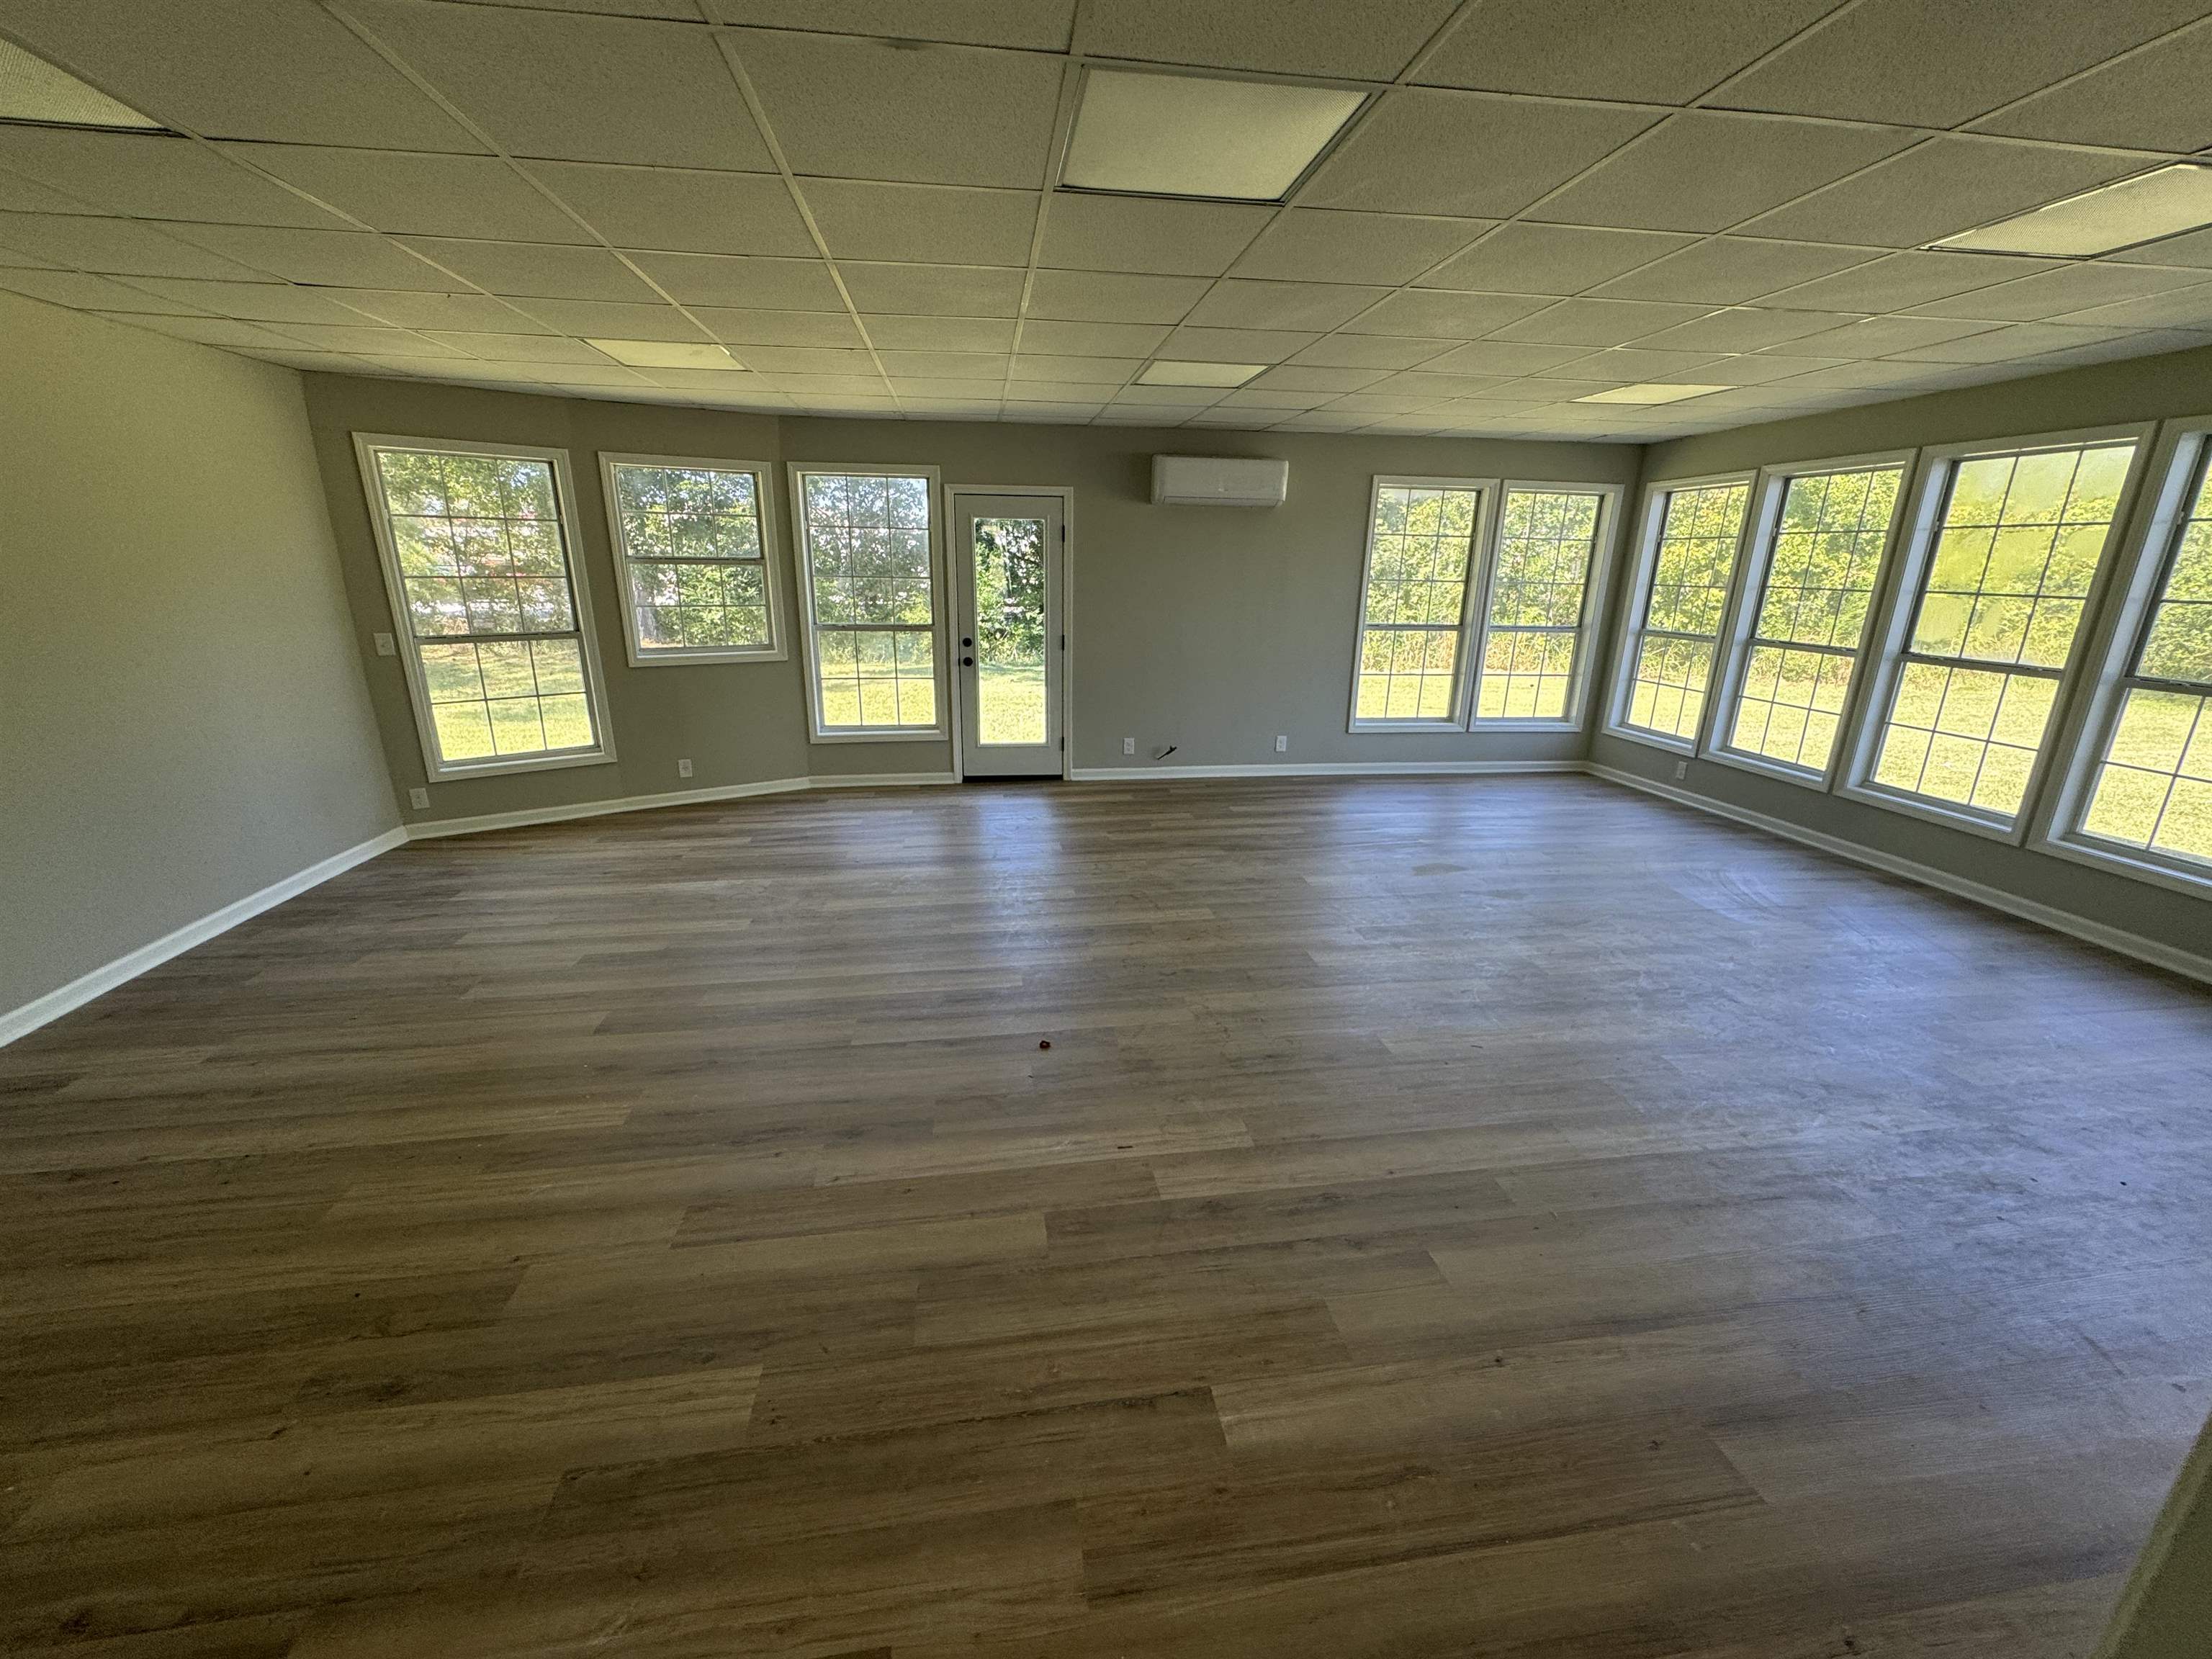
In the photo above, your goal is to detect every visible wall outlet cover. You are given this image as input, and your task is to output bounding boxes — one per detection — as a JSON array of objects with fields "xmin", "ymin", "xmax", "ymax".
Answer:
[
  {"xmin": 408, "ymin": 787, "xmax": 429, "ymax": 810},
  {"xmin": 373, "ymin": 632, "xmax": 396, "ymax": 656},
  {"xmin": 1274, "ymin": 734, "xmax": 1287, "ymax": 752},
  {"xmin": 678, "ymin": 758, "xmax": 693, "ymax": 778},
  {"xmin": 1122, "ymin": 737, "xmax": 1136, "ymax": 755},
  {"xmin": 1674, "ymin": 760, "xmax": 1688, "ymax": 780}
]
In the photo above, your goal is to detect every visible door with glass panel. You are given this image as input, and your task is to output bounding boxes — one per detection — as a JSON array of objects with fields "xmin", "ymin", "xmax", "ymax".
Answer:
[{"xmin": 950, "ymin": 492, "xmax": 1064, "ymax": 777}]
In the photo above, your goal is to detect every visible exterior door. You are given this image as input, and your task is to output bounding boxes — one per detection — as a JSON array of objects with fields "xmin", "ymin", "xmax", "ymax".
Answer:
[{"xmin": 952, "ymin": 492, "xmax": 1064, "ymax": 778}]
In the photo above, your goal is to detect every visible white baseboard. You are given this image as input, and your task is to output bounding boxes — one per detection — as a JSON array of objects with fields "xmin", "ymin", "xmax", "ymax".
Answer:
[
  {"xmin": 1069, "ymin": 760, "xmax": 1584, "ymax": 781},
  {"xmin": 404, "ymin": 770, "xmax": 956, "ymax": 841},
  {"xmin": 0, "ymin": 826, "xmax": 408, "ymax": 1048},
  {"xmin": 1589, "ymin": 764, "xmax": 2212, "ymax": 987}
]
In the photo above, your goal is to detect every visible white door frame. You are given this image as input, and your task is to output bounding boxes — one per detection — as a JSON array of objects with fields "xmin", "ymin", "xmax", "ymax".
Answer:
[{"xmin": 945, "ymin": 484, "xmax": 1075, "ymax": 781}]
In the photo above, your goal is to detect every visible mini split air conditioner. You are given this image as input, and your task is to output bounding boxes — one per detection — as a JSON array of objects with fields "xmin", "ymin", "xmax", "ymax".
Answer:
[{"xmin": 1151, "ymin": 454, "xmax": 1288, "ymax": 508}]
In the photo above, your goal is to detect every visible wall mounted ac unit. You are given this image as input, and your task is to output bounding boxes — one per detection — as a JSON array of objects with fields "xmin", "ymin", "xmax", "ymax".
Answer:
[{"xmin": 1151, "ymin": 454, "xmax": 1288, "ymax": 508}]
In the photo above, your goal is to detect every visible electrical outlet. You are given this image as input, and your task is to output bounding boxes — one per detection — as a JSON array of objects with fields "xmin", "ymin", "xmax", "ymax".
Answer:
[
  {"xmin": 1122, "ymin": 737, "xmax": 1136, "ymax": 756},
  {"xmin": 373, "ymin": 631, "xmax": 396, "ymax": 657},
  {"xmin": 1274, "ymin": 734, "xmax": 1287, "ymax": 753},
  {"xmin": 408, "ymin": 787, "xmax": 429, "ymax": 810},
  {"xmin": 678, "ymin": 758, "xmax": 693, "ymax": 778},
  {"xmin": 1673, "ymin": 760, "xmax": 1688, "ymax": 781}
]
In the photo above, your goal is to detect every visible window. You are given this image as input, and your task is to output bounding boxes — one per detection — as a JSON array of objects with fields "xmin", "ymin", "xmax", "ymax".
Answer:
[
  {"xmin": 791, "ymin": 465, "xmax": 942, "ymax": 737},
  {"xmin": 1474, "ymin": 486, "xmax": 1611, "ymax": 723},
  {"xmin": 1615, "ymin": 477, "xmax": 1753, "ymax": 745},
  {"xmin": 356, "ymin": 435, "xmax": 612, "ymax": 778},
  {"xmin": 1717, "ymin": 462, "xmax": 1905, "ymax": 777},
  {"xmin": 1352, "ymin": 478, "xmax": 1488, "ymax": 726},
  {"xmin": 601, "ymin": 455, "xmax": 780, "ymax": 665},
  {"xmin": 1862, "ymin": 438, "xmax": 2137, "ymax": 824},
  {"xmin": 2073, "ymin": 441, "xmax": 2212, "ymax": 871}
]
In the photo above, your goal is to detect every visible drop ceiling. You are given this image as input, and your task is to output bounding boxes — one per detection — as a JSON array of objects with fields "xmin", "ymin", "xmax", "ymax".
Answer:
[{"xmin": 4, "ymin": 0, "xmax": 2212, "ymax": 441}]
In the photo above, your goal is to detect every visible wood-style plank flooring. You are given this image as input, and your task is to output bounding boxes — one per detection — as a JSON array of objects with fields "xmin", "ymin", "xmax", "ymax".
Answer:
[{"xmin": 4, "ymin": 775, "xmax": 2211, "ymax": 1658}]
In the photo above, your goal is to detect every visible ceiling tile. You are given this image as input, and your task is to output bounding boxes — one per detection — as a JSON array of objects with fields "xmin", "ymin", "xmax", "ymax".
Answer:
[
  {"xmin": 1488, "ymin": 297, "xmax": 1711, "ymax": 346},
  {"xmin": 799, "ymin": 180, "xmax": 1037, "ymax": 266},
  {"xmin": 1416, "ymin": 340, "xmax": 1591, "ymax": 375},
  {"xmin": 1633, "ymin": 305, "xmax": 1865, "ymax": 352},
  {"xmin": 320, "ymin": 288, "xmax": 556, "ymax": 331},
  {"xmin": 1888, "ymin": 321, "xmax": 2139, "ymax": 363},
  {"xmin": 1072, "ymin": 0, "xmax": 1458, "ymax": 78},
  {"xmin": 398, "ymin": 236, "xmax": 658, "ymax": 300},
  {"xmin": 0, "ymin": 211, "xmax": 267, "ymax": 279},
  {"xmin": 2049, "ymin": 284, "xmax": 2212, "ymax": 331},
  {"xmin": 864, "ymin": 315, "xmax": 1017, "ymax": 351},
  {"xmin": 1974, "ymin": 25, "xmax": 2212, "ymax": 153},
  {"xmin": 1009, "ymin": 355, "xmax": 1142, "ymax": 383},
  {"xmin": 729, "ymin": 30, "xmax": 1061, "ymax": 188},
  {"xmin": 1774, "ymin": 315, "xmax": 2002, "ymax": 357},
  {"xmin": 523, "ymin": 162, "xmax": 814, "ymax": 256},
  {"xmin": 1416, "ymin": 0, "xmax": 1840, "ymax": 103},
  {"xmin": 1024, "ymin": 267, "xmax": 1207, "ymax": 322},
  {"xmin": 0, "ymin": 129, "xmax": 347, "ymax": 228},
  {"xmin": 876, "ymin": 350, "xmax": 1009, "ymax": 379},
  {"xmin": 706, "ymin": 345, "xmax": 879, "ymax": 377},
  {"xmin": 99, "ymin": 313, "xmax": 316, "ymax": 349},
  {"xmin": 1287, "ymin": 334, "xmax": 1454, "ymax": 369},
  {"xmin": 231, "ymin": 145, "xmax": 590, "ymax": 243},
  {"xmin": 695, "ymin": 307, "xmax": 869, "ymax": 346},
  {"xmin": 1156, "ymin": 325, "xmax": 1318, "ymax": 361},
  {"xmin": 417, "ymin": 331, "xmax": 611, "ymax": 363},
  {"xmin": 509, "ymin": 297, "xmax": 709, "ymax": 338},
  {"xmin": 1017, "ymin": 318, "xmax": 1168, "ymax": 356},
  {"xmin": 1529, "ymin": 112, "xmax": 1917, "ymax": 235},
  {"xmin": 1341, "ymin": 288, "xmax": 1552, "ymax": 337},
  {"xmin": 1184, "ymin": 279, "xmax": 1390, "ymax": 332},
  {"xmin": 116, "ymin": 277, "xmax": 381, "ymax": 324},
  {"xmin": 1038, "ymin": 193, "xmax": 1271, "ymax": 277},
  {"xmin": 2110, "ymin": 227, "xmax": 2212, "ymax": 270},
  {"xmin": 243, "ymin": 320, "xmax": 470, "ymax": 356},
  {"xmin": 1697, "ymin": 352, "xmax": 1850, "ymax": 383},
  {"xmin": 1300, "ymin": 90, "xmax": 1661, "ymax": 220},
  {"xmin": 162, "ymin": 223, "xmax": 463, "ymax": 289},
  {"xmin": 0, "ymin": 267, "xmax": 207, "ymax": 312},
  {"xmin": 711, "ymin": 1, "xmax": 1076, "ymax": 50},
  {"xmin": 1912, "ymin": 261, "xmax": 2212, "ymax": 322},
  {"xmin": 1417, "ymin": 223, "xmax": 1694, "ymax": 295},
  {"xmin": 0, "ymin": 167, "xmax": 83, "ymax": 215},
  {"xmin": 1251, "ymin": 364, "xmax": 1390, "ymax": 392},
  {"xmin": 349, "ymin": 1, "xmax": 774, "ymax": 170},
  {"xmin": 1228, "ymin": 209, "xmax": 1484, "ymax": 286},
  {"xmin": 1531, "ymin": 346, "xmax": 1746, "ymax": 381},
  {"xmin": 1589, "ymin": 238, "xmax": 1881, "ymax": 305},
  {"xmin": 838, "ymin": 261, "xmax": 1025, "ymax": 315},
  {"xmin": 1756, "ymin": 249, "xmax": 2054, "ymax": 313},
  {"xmin": 625, "ymin": 251, "xmax": 846, "ymax": 310},
  {"xmin": 1740, "ymin": 137, "xmax": 2148, "ymax": 249},
  {"xmin": 1711, "ymin": 0, "xmax": 2208, "ymax": 127},
  {"xmin": 0, "ymin": 0, "xmax": 483, "ymax": 149}
]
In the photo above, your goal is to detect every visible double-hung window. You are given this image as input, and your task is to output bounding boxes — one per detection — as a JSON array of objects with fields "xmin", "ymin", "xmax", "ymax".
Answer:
[
  {"xmin": 1611, "ymin": 476, "xmax": 1753, "ymax": 746},
  {"xmin": 1475, "ymin": 485, "xmax": 1615, "ymax": 724},
  {"xmin": 1352, "ymin": 477, "xmax": 1489, "ymax": 726},
  {"xmin": 2056, "ymin": 427, "xmax": 2212, "ymax": 878},
  {"xmin": 601, "ymin": 455, "xmax": 781, "ymax": 665},
  {"xmin": 356, "ymin": 435, "xmax": 613, "ymax": 778},
  {"xmin": 1850, "ymin": 434, "xmax": 2141, "ymax": 828},
  {"xmin": 790, "ymin": 465, "xmax": 943, "ymax": 738},
  {"xmin": 1712, "ymin": 459, "xmax": 1907, "ymax": 780}
]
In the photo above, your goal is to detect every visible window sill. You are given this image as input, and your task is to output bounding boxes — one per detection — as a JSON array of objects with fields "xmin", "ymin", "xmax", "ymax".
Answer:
[
  {"xmin": 1348, "ymin": 719, "xmax": 1467, "ymax": 734},
  {"xmin": 626, "ymin": 647, "xmax": 790, "ymax": 667},
  {"xmin": 1833, "ymin": 776, "xmax": 2026, "ymax": 845},
  {"xmin": 1599, "ymin": 721, "xmax": 1696, "ymax": 757},
  {"xmin": 1702, "ymin": 744, "xmax": 1833, "ymax": 793},
  {"xmin": 2034, "ymin": 830, "xmax": 2212, "ymax": 902},
  {"xmin": 427, "ymin": 748, "xmax": 619, "ymax": 783},
  {"xmin": 808, "ymin": 727, "xmax": 948, "ymax": 745}
]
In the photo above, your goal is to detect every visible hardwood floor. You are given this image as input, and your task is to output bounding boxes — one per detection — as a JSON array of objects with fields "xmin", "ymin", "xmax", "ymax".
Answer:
[{"xmin": 4, "ymin": 775, "xmax": 2209, "ymax": 1658}]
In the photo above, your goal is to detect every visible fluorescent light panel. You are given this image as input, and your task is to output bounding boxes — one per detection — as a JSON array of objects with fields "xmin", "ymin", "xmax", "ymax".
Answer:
[
  {"xmin": 1573, "ymin": 383, "xmax": 1730, "ymax": 405},
  {"xmin": 1936, "ymin": 164, "xmax": 2212, "ymax": 258},
  {"xmin": 0, "ymin": 37, "xmax": 160, "ymax": 130},
  {"xmin": 1064, "ymin": 69, "xmax": 1363, "ymax": 202},
  {"xmin": 587, "ymin": 338, "xmax": 743, "ymax": 369},
  {"xmin": 1138, "ymin": 359, "xmax": 1268, "ymax": 387}
]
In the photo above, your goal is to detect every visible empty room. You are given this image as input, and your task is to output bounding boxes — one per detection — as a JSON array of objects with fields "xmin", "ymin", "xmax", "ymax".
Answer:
[{"xmin": 8, "ymin": 1, "xmax": 2212, "ymax": 1654}]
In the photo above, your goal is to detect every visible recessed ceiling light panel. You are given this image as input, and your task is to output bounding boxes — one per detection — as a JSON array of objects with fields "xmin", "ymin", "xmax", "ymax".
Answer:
[
  {"xmin": 0, "ymin": 37, "xmax": 161, "ymax": 130},
  {"xmin": 587, "ymin": 338, "xmax": 743, "ymax": 370},
  {"xmin": 1063, "ymin": 69, "xmax": 1364, "ymax": 202},
  {"xmin": 1139, "ymin": 359, "xmax": 1269, "ymax": 387},
  {"xmin": 1934, "ymin": 164, "xmax": 2212, "ymax": 258},
  {"xmin": 1573, "ymin": 383, "xmax": 1731, "ymax": 405}
]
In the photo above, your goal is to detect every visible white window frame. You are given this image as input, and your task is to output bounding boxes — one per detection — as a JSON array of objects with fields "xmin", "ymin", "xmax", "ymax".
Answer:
[
  {"xmin": 1702, "ymin": 449, "xmax": 1917, "ymax": 792},
  {"xmin": 354, "ymin": 432, "xmax": 617, "ymax": 783},
  {"xmin": 1470, "ymin": 478, "xmax": 1627, "ymax": 732},
  {"xmin": 598, "ymin": 451, "xmax": 786, "ymax": 668},
  {"xmin": 1346, "ymin": 474, "xmax": 1498, "ymax": 733},
  {"xmin": 2033, "ymin": 415, "xmax": 2212, "ymax": 896},
  {"xmin": 1601, "ymin": 469, "xmax": 1760, "ymax": 756},
  {"xmin": 1835, "ymin": 421, "xmax": 2155, "ymax": 845},
  {"xmin": 787, "ymin": 461, "xmax": 948, "ymax": 744}
]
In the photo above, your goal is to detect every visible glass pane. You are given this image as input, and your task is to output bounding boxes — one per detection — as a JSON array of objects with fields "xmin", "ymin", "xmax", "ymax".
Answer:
[
  {"xmin": 1622, "ymin": 480, "xmax": 1747, "ymax": 738},
  {"xmin": 801, "ymin": 472, "xmax": 938, "ymax": 729},
  {"xmin": 973, "ymin": 517, "xmax": 1047, "ymax": 746},
  {"xmin": 2082, "ymin": 690, "xmax": 2212, "ymax": 865},
  {"xmin": 1477, "ymin": 488, "xmax": 1602, "ymax": 722},
  {"xmin": 1357, "ymin": 483, "xmax": 1482, "ymax": 722}
]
